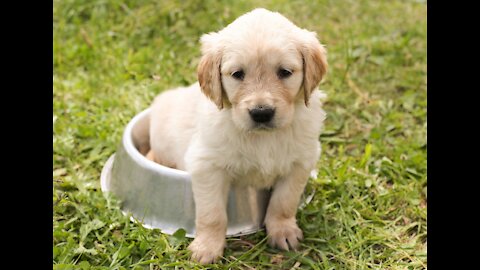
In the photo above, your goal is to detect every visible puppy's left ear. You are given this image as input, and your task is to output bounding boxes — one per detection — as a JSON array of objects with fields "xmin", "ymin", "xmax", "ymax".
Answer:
[
  {"xmin": 198, "ymin": 33, "xmax": 224, "ymax": 110},
  {"xmin": 298, "ymin": 31, "xmax": 328, "ymax": 106}
]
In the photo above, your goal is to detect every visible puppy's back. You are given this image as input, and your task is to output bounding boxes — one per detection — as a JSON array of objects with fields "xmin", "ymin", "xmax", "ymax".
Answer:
[{"xmin": 149, "ymin": 83, "xmax": 205, "ymax": 170}]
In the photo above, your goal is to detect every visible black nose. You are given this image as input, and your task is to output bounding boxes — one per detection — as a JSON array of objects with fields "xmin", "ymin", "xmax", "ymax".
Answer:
[{"xmin": 249, "ymin": 105, "xmax": 275, "ymax": 123}]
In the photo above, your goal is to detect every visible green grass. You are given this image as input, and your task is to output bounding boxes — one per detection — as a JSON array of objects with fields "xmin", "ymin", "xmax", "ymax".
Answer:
[{"xmin": 53, "ymin": 0, "xmax": 427, "ymax": 269}]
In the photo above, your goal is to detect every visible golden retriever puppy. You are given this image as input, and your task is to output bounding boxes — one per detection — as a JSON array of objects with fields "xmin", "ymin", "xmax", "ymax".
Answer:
[{"xmin": 147, "ymin": 8, "xmax": 327, "ymax": 264}]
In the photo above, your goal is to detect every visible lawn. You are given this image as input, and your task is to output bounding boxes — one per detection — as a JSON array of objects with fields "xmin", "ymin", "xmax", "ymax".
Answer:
[{"xmin": 53, "ymin": 0, "xmax": 427, "ymax": 269}]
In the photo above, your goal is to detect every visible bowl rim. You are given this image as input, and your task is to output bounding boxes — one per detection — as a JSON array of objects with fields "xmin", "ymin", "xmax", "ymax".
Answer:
[{"xmin": 123, "ymin": 108, "xmax": 190, "ymax": 178}]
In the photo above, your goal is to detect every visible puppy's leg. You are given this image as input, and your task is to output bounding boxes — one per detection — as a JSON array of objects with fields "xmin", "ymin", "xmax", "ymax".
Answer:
[
  {"xmin": 264, "ymin": 164, "xmax": 310, "ymax": 251},
  {"xmin": 188, "ymin": 169, "xmax": 230, "ymax": 264},
  {"xmin": 145, "ymin": 149, "xmax": 177, "ymax": 169},
  {"xmin": 145, "ymin": 149, "xmax": 156, "ymax": 161}
]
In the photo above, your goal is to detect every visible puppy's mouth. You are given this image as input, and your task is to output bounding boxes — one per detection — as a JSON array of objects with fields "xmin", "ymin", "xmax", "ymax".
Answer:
[{"xmin": 250, "ymin": 122, "xmax": 276, "ymax": 131}]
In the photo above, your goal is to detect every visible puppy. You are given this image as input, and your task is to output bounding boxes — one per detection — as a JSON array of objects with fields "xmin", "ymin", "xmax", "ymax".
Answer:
[{"xmin": 147, "ymin": 8, "xmax": 327, "ymax": 264}]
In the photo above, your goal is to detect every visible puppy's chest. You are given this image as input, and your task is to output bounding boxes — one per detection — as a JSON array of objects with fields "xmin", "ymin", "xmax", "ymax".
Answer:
[
  {"xmin": 234, "ymin": 168, "xmax": 280, "ymax": 189},
  {"xmin": 224, "ymin": 134, "xmax": 301, "ymax": 188}
]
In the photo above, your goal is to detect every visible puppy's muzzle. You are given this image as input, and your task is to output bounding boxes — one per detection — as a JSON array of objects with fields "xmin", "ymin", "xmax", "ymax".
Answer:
[{"xmin": 249, "ymin": 105, "xmax": 275, "ymax": 124}]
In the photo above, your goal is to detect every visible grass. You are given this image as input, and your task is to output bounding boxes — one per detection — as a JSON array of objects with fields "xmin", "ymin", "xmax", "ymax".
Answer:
[{"xmin": 53, "ymin": 0, "xmax": 427, "ymax": 269}]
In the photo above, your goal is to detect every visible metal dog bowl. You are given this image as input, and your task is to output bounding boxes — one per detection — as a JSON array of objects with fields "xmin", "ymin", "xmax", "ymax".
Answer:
[{"xmin": 100, "ymin": 108, "xmax": 271, "ymax": 238}]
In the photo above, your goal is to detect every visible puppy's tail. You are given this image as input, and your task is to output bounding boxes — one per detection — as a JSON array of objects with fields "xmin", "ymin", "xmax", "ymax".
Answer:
[{"xmin": 131, "ymin": 110, "xmax": 151, "ymax": 155}]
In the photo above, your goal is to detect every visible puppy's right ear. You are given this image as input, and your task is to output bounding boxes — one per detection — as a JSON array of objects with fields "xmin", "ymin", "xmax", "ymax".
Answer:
[{"xmin": 198, "ymin": 33, "xmax": 224, "ymax": 110}]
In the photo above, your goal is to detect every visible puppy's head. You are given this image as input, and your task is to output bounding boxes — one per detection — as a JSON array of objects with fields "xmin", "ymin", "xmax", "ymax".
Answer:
[{"xmin": 198, "ymin": 8, "xmax": 327, "ymax": 132}]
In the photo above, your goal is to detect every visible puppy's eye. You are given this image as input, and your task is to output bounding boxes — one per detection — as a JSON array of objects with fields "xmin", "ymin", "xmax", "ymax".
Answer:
[
  {"xmin": 277, "ymin": 68, "xmax": 293, "ymax": 79},
  {"xmin": 231, "ymin": 70, "xmax": 245, "ymax": 80}
]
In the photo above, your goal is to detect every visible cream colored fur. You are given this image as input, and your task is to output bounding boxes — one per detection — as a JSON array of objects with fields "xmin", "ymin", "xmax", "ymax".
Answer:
[{"xmin": 148, "ymin": 8, "xmax": 328, "ymax": 264}]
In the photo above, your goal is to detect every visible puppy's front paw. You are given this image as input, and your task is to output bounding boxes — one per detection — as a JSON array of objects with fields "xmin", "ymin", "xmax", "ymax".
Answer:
[
  {"xmin": 266, "ymin": 217, "xmax": 303, "ymax": 251},
  {"xmin": 188, "ymin": 236, "xmax": 225, "ymax": 264}
]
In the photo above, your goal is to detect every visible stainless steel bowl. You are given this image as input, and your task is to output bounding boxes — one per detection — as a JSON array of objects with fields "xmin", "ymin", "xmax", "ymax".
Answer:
[{"xmin": 100, "ymin": 108, "xmax": 271, "ymax": 238}]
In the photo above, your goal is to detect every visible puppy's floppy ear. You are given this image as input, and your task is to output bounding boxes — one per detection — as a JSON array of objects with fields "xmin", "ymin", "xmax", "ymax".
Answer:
[
  {"xmin": 197, "ymin": 33, "xmax": 224, "ymax": 110},
  {"xmin": 298, "ymin": 30, "xmax": 328, "ymax": 106}
]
